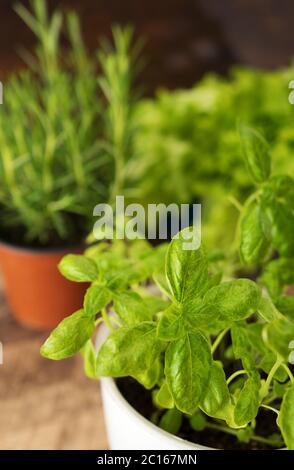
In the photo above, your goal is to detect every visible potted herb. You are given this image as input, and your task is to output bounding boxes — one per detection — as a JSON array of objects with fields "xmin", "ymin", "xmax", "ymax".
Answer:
[
  {"xmin": 0, "ymin": 1, "xmax": 136, "ymax": 329},
  {"xmin": 41, "ymin": 127, "xmax": 294, "ymax": 449}
]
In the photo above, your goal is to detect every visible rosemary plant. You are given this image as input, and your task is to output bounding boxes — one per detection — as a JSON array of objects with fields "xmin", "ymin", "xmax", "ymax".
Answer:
[{"xmin": 0, "ymin": 0, "xmax": 136, "ymax": 246}]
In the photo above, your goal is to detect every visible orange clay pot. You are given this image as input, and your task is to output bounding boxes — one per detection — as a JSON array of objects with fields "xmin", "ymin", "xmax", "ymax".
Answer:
[{"xmin": 0, "ymin": 241, "xmax": 88, "ymax": 331}]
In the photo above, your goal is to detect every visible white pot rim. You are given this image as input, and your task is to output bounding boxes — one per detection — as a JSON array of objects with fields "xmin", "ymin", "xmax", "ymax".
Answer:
[
  {"xmin": 97, "ymin": 321, "xmax": 210, "ymax": 450},
  {"xmin": 97, "ymin": 325, "xmax": 286, "ymax": 450},
  {"xmin": 100, "ymin": 376, "xmax": 209, "ymax": 449}
]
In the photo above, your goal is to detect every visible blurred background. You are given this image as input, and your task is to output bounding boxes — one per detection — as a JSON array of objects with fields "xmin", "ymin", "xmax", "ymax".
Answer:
[{"xmin": 0, "ymin": 0, "xmax": 294, "ymax": 450}]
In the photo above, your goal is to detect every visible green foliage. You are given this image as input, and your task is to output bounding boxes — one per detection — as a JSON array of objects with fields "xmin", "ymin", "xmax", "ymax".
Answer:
[
  {"xmin": 40, "ymin": 91, "xmax": 294, "ymax": 448},
  {"xmin": 239, "ymin": 124, "xmax": 271, "ymax": 183},
  {"xmin": 238, "ymin": 127, "xmax": 294, "ymax": 270},
  {"xmin": 40, "ymin": 309, "xmax": 95, "ymax": 359},
  {"xmin": 59, "ymin": 254, "xmax": 98, "ymax": 282},
  {"xmin": 0, "ymin": 0, "xmax": 138, "ymax": 246},
  {"xmin": 159, "ymin": 409, "xmax": 182, "ymax": 435},
  {"xmin": 277, "ymin": 383, "xmax": 294, "ymax": 450},
  {"xmin": 129, "ymin": 66, "xmax": 294, "ymax": 254}
]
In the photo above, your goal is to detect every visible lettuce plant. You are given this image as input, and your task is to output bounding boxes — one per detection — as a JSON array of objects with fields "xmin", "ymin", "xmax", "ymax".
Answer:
[
  {"xmin": 131, "ymin": 66, "xmax": 294, "ymax": 253},
  {"xmin": 41, "ymin": 127, "xmax": 294, "ymax": 448}
]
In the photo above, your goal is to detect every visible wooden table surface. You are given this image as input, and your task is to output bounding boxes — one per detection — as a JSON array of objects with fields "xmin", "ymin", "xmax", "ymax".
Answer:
[{"xmin": 0, "ymin": 276, "xmax": 108, "ymax": 450}]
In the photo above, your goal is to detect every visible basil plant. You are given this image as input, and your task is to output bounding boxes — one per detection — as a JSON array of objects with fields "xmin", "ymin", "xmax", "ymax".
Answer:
[{"xmin": 41, "ymin": 127, "xmax": 294, "ymax": 449}]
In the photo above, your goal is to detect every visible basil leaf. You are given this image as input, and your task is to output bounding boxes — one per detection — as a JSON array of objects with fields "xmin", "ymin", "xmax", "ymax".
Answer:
[
  {"xmin": 276, "ymin": 296, "xmax": 294, "ymax": 321},
  {"xmin": 96, "ymin": 322, "xmax": 163, "ymax": 389},
  {"xmin": 239, "ymin": 124, "xmax": 271, "ymax": 183},
  {"xmin": 262, "ymin": 317, "xmax": 294, "ymax": 360},
  {"xmin": 261, "ymin": 177, "xmax": 294, "ymax": 257},
  {"xmin": 165, "ymin": 332, "xmax": 212, "ymax": 414},
  {"xmin": 239, "ymin": 200, "xmax": 271, "ymax": 266},
  {"xmin": 81, "ymin": 340, "xmax": 97, "ymax": 378},
  {"xmin": 263, "ymin": 194, "xmax": 294, "ymax": 257},
  {"xmin": 159, "ymin": 409, "xmax": 182, "ymax": 435},
  {"xmin": 186, "ymin": 298, "xmax": 220, "ymax": 330},
  {"xmin": 166, "ymin": 227, "xmax": 208, "ymax": 303},
  {"xmin": 203, "ymin": 279, "xmax": 261, "ymax": 321},
  {"xmin": 84, "ymin": 284, "xmax": 111, "ymax": 316},
  {"xmin": 41, "ymin": 309, "xmax": 95, "ymax": 360},
  {"xmin": 234, "ymin": 373, "xmax": 261, "ymax": 427},
  {"xmin": 258, "ymin": 296, "xmax": 281, "ymax": 322},
  {"xmin": 153, "ymin": 272, "xmax": 172, "ymax": 299},
  {"xmin": 277, "ymin": 383, "xmax": 294, "ymax": 450},
  {"xmin": 261, "ymin": 258, "xmax": 294, "ymax": 298},
  {"xmin": 190, "ymin": 412, "xmax": 207, "ymax": 431},
  {"xmin": 113, "ymin": 292, "xmax": 154, "ymax": 326},
  {"xmin": 154, "ymin": 381, "xmax": 174, "ymax": 409},
  {"xmin": 231, "ymin": 324, "xmax": 254, "ymax": 370},
  {"xmin": 59, "ymin": 254, "xmax": 98, "ymax": 282},
  {"xmin": 157, "ymin": 306, "xmax": 186, "ymax": 341},
  {"xmin": 200, "ymin": 361, "xmax": 231, "ymax": 420}
]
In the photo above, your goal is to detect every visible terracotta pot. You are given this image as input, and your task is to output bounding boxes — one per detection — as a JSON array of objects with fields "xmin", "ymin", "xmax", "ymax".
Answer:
[{"xmin": 0, "ymin": 240, "xmax": 87, "ymax": 331}]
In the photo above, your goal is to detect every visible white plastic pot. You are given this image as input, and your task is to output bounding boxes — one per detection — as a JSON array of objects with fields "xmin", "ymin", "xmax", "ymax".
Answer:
[{"xmin": 97, "ymin": 325, "xmax": 211, "ymax": 450}]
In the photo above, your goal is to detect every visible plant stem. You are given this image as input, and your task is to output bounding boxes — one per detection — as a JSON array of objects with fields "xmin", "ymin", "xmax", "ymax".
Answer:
[
  {"xmin": 206, "ymin": 422, "xmax": 280, "ymax": 448},
  {"xmin": 260, "ymin": 404, "xmax": 279, "ymax": 416},
  {"xmin": 227, "ymin": 195, "xmax": 243, "ymax": 213},
  {"xmin": 211, "ymin": 328, "xmax": 230, "ymax": 355},
  {"xmin": 261, "ymin": 357, "xmax": 282, "ymax": 398},
  {"xmin": 95, "ymin": 317, "xmax": 104, "ymax": 327},
  {"xmin": 281, "ymin": 363, "xmax": 294, "ymax": 383},
  {"xmin": 227, "ymin": 369, "xmax": 248, "ymax": 385},
  {"xmin": 101, "ymin": 308, "xmax": 114, "ymax": 333}
]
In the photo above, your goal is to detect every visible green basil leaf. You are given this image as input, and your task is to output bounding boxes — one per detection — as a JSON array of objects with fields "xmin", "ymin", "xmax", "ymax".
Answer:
[
  {"xmin": 154, "ymin": 381, "xmax": 174, "ymax": 409},
  {"xmin": 96, "ymin": 322, "xmax": 163, "ymax": 389},
  {"xmin": 239, "ymin": 124, "xmax": 271, "ymax": 183},
  {"xmin": 153, "ymin": 272, "xmax": 173, "ymax": 299},
  {"xmin": 277, "ymin": 382, "xmax": 294, "ymax": 450},
  {"xmin": 166, "ymin": 227, "xmax": 208, "ymax": 303},
  {"xmin": 190, "ymin": 412, "xmax": 207, "ymax": 431},
  {"xmin": 186, "ymin": 298, "xmax": 220, "ymax": 330},
  {"xmin": 84, "ymin": 284, "xmax": 111, "ymax": 316},
  {"xmin": 200, "ymin": 361, "xmax": 231, "ymax": 420},
  {"xmin": 203, "ymin": 279, "xmax": 261, "ymax": 321},
  {"xmin": 41, "ymin": 310, "xmax": 95, "ymax": 360},
  {"xmin": 276, "ymin": 296, "xmax": 294, "ymax": 321},
  {"xmin": 267, "ymin": 175, "xmax": 294, "ymax": 206},
  {"xmin": 234, "ymin": 373, "xmax": 261, "ymax": 427},
  {"xmin": 258, "ymin": 296, "xmax": 281, "ymax": 322},
  {"xmin": 81, "ymin": 340, "xmax": 97, "ymax": 378},
  {"xmin": 157, "ymin": 306, "xmax": 186, "ymax": 341},
  {"xmin": 113, "ymin": 292, "xmax": 153, "ymax": 325},
  {"xmin": 261, "ymin": 258, "xmax": 294, "ymax": 298},
  {"xmin": 261, "ymin": 178, "xmax": 294, "ymax": 257},
  {"xmin": 259, "ymin": 353, "xmax": 288, "ymax": 383},
  {"xmin": 239, "ymin": 200, "xmax": 271, "ymax": 266},
  {"xmin": 165, "ymin": 332, "xmax": 212, "ymax": 414},
  {"xmin": 262, "ymin": 317, "xmax": 294, "ymax": 360},
  {"xmin": 273, "ymin": 380, "xmax": 290, "ymax": 399},
  {"xmin": 159, "ymin": 409, "xmax": 183, "ymax": 435},
  {"xmin": 231, "ymin": 324, "xmax": 254, "ymax": 370},
  {"xmin": 59, "ymin": 254, "xmax": 98, "ymax": 282},
  {"xmin": 264, "ymin": 197, "xmax": 294, "ymax": 257}
]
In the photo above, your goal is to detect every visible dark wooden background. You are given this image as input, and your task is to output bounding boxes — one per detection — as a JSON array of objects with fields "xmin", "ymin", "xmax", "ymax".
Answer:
[
  {"xmin": 1, "ymin": 0, "xmax": 294, "ymax": 90},
  {"xmin": 0, "ymin": 0, "xmax": 293, "ymax": 450}
]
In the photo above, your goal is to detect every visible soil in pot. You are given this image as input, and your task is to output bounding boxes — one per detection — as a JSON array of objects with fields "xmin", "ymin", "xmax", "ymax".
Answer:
[{"xmin": 116, "ymin": 377, "xmax": 282, "ymax": 450}]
